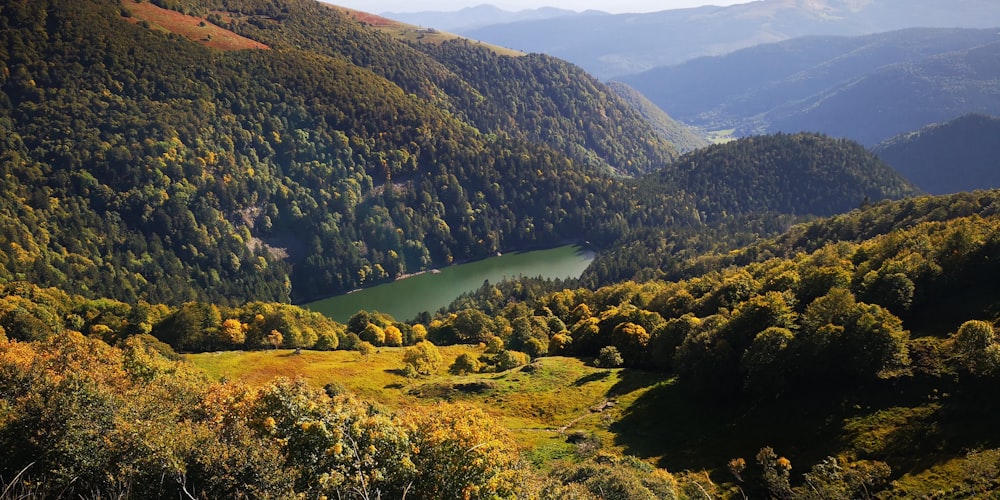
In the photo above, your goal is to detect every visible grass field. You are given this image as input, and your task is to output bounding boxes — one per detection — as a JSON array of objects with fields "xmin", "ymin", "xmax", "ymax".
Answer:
[
  {"xmin": 123, "ymin": 2, "xmax": 269, "ymax": 51},
  {"xmin": 188, "ymin": 347, "xmax": 670, "ymax": 462}
]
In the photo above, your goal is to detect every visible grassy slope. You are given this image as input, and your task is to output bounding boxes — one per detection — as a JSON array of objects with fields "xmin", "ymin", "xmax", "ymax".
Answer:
[
  {"xmin": 330, "ymin": 5, "xmax": 524, "ymax": 57},
  {"xmin": 123, "ymin": 2, "xmax": 270, "ymax": 51},
  {"xmin": 188, "ymin": 345, "xmax": 1000, "ymax": 494},
  {"xmin": 188, "ymin": 348, "xmax": 670, "ymax": 465}
]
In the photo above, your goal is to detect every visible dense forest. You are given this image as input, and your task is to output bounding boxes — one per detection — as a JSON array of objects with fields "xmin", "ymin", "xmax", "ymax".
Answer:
[{"xmin": 5, "ymin": 0, "xmax": 1000, "ymax": 498}]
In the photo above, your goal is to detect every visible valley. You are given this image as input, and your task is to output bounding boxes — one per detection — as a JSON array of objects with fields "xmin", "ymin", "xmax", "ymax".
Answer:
[{"xmin": 1, "ymin": 0, "xmax": 1000, "ymax": 498}]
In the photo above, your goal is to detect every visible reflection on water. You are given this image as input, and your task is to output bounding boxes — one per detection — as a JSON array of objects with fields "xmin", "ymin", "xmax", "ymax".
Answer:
[{"xmin": 304, "ymin": 244, "xmax": 595, "ymax": 322}]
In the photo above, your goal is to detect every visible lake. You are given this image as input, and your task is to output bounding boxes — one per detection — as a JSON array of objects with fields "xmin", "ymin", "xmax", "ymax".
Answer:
[{"xmin": 303, "ymin": 244, "xmax": 595, "ymax": 323}]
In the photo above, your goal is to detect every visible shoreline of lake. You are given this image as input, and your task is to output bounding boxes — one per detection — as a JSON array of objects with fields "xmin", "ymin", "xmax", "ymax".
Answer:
[{"xmin": 302, "ymin": 243, "xmax": 596, "ymax": 323}]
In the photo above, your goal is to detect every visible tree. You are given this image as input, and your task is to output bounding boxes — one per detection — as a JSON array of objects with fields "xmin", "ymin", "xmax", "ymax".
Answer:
[
  {"xmin": 404, "ymin": 404, "xmax": 525, "ymax": 499},
  {"xmin": 384, "ymin": 325, "xmax": 403, "ymax": 347},
  {"xmin": 357, "ymin": 341, "xmax": 376, "ymax": 361},
  {"xmin": 402, "ymin": 341, "xmax": 443, "ymax": 377},
  {"xmin": 953, "ymin": 320, "xmax": 1000, "ymax": 376},
  {"xmin": 219, "ymin": 318, "xmax": 247, "ymax": 346},
  {"xmin": 797, "ymin": 288, "xmax": 908, "ymax": 382},
  {"xmin": 596, "ymin": 345, "xmax": 624, "ymax": 368},
  {"xmin": 450, "ymin": 353, "xmax": 481, "ymax": 375},
  {"xmin": 741, "ymin": 327, "xmax": 795, "ymax": 394},
  {"xmin": 494, "ymin": 350, "xmax": 530, "ymax": 371},
  {"xmin": 360, "ymin": 323, "xmax": 386, "ymax": 346},
  {"xmin": 484, "ymin": 335, "xmax": 504, "ymax": 354},
  {"xmin": 266, "ymin": 330, "xmax": 283, "ymax": 349},
  {"xmin": 756, "ymin": 447, "xmax": 793, "ymax": 500}
]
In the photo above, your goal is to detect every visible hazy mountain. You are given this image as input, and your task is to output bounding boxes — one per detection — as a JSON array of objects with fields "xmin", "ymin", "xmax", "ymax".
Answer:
[
  {"xmin": 456, "ymin": 0, "xmax": 1000, "ymax": 79},
  {"xmin": 619, "ymin": 28, "xmax": 1000, "ymax": 145},
  {"xmin": 873, "ymin": 114, "xmax": 1000, "ymax": 194},
  {"xmin": 381, "ymin": 4, "xmax": 582, "ymax": 32}
]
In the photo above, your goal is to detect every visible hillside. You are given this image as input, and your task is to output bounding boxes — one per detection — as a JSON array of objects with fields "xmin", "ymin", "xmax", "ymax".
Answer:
[
  {"xmin": 571, "ymin": 133, "xmax": 920, "ymax": 287},
  {"xmin": 620, "ymin": 27, "xmax": 1000, "ymax": 145},
  {"xmin": 872, "ymin": 114, "xmax": 1000, "ymax": 195},
  {"xmin": 0, "ymin": 0, "xmax": 678, "ymax": 305},
  {"xmin": 454, "ymin": 0, "xmax": 1000, "ymax": 79},
  {"xmin": 655, "ymin": 133, "xmax": 920, "ymax": 218},
  {"xmin": 607, "ymin": 82, "xmax": 710, "ymax": 153},
  {"xmin": 430, "ymin": 188, "xmax": 1000, "ymax": 498}
]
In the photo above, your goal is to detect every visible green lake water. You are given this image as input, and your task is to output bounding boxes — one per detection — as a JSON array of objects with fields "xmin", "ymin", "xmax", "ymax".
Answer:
[{"xmin": 303, "ymin": 244, "xmax": 595, "ymax": 323}]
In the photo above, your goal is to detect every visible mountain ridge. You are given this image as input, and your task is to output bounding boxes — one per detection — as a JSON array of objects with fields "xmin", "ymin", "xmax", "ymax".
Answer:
[
  {"xmin": 873, "ymin": 113, "xmax": 1000, "ymax": 194},
  {"xmin": 619, "ymin": 27, "xmax": 1000, "ymax": 145},
  {"xmin": 452, "ymin": 0, "xmax": 1000, "ymax": 78}
]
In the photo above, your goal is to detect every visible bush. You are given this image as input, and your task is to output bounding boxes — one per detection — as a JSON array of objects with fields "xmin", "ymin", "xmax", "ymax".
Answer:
[{"xmin": 494, "ymin": 350, "xmax": 530, "ymax": 371}]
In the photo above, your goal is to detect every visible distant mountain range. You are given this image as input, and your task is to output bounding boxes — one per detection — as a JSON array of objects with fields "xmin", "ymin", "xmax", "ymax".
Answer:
[
  {"xmin": 407, "ymin": 0, "xmax": 1000, "ymax": 79},
  {"xmin": 873, "ymin": 114, "xmax": 1000, "ymax": 195},
  {"xmin": 382, "ymin": 5, "xmax": 585, "ymax": 32},
  {"xmin": 619, "ymin": 27, "xmax": 1000, "ymax": 146}
]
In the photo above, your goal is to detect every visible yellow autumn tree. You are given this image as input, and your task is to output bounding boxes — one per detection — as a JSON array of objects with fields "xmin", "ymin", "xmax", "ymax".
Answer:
[
  {"xmin": 220, "ymin": 318, "xmax": 247, "ymax": 346},
  {"xmin": 384, "ymin": 325, "xmax": 403, "ymax": 347},
  {"xmin": 404, "ymin": 403, "xmax": 525, "ymax": 500}
]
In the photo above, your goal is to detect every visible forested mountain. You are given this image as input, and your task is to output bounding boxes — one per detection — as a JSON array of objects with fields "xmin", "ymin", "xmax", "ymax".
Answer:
[
  {"xmin": 0, "ymin": 0, "xmax": 923, "ymax": 309},
  {"xmin": 453, "ymin": 0, "xmax": 1000, "ymax": 79},
  {"xmin": 873, "ymin": 114, "xmax": 1000, "ymax": 194},
  {"xmin": 619, "ymin": 27, "xmax": 1000, "ymax": 145},
  {"xmin": 654, "ymin": 133, "xmax": 919, "ymax": 218},
  {"xmin": 577, "ymin": 133, "xmax": 920, "ymax": 286},
  {"xmin": 0, "ymin": 0, "xmax": 676, "ymax": 305},
  {"xmin": 606, "ymin": 82, "xmax": 710, "ymax": 154}
]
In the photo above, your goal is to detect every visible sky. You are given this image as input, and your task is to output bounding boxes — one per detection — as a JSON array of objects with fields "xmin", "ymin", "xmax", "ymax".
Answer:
[{"xmin": 325, "ymin": 1, "xmax": 754, "ymax": 15}]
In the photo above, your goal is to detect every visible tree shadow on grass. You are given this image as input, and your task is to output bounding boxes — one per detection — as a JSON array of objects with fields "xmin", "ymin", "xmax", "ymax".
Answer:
[
  {"xmin": 610, "ymin": 380, "xmax": 736, "ymax": 474},
  {"xmin": 573, "ymin": 370, "xmax": 611, "ymax": 386},
  {"xmin": 610, "ymin": 379, "xmax": 852, "ymax": 477},
  {"xmin": 607, "ymin": 369, "xmax": 668, "ymax": 397}
]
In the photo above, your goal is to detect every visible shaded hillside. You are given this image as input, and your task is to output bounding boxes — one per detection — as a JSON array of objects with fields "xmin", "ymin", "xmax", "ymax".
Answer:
[
  {"xmin": 577, "ymin": 133, "xmax": 919, "ymax": 288},
  {"xmin": 620, "ymin": 27, "xmax": 1000, "ymax": 145},
  {"xmin": 656, "ymin": 133, "xmax": 920, "ymax": 219},
  {"xmin": 872, "ymin": 114, "xmax": 1000, "ymax": 195},
  {"xmin": 457, "ymin": 0, "xmax": 1000, "ymax": 79},
  {"xmin": 766, "ymin": 41, "xmax": 1000, "ymax": 145},
  {"xmin": 414, "ymin": 40, "xmax": 677, "ymax": 176},
  {"xmin": 607, "ymin": 82, "xmax": 710, "ymax": 154}
]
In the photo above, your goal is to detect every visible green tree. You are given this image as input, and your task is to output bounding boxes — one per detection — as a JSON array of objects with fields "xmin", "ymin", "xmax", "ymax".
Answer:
[
  {"xmin": 450, "ymin": 353, "xmax": 481, "ymax": 375},
  {"xmin": 596, "ymin": 345, "xmax": 624, "ymax": 368},
  {"xmin": 360, "ymin": 323, "xmax": 386, "ymax": 346},
  {"xmin": 952, "ymin": 320, "xmax": 1000, "ymax": 376}
]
